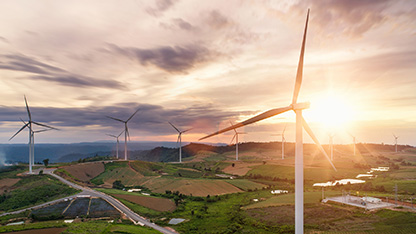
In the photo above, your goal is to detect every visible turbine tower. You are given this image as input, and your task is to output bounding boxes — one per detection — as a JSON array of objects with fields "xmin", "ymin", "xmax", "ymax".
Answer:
[
  {"xmin": 328, "ymin": 133, "xmax": 334, "ymax": 161},
  {"xmin": 169, "ymin": 122, "xmax": 192, "ymax": 163},
  {"xmin": 107, "ymin": 109, "xmax": 140, "ymax": 160},
  {"xmin": 229, "ymin": 122, "xmax": 246, "ymax": 161},
  {"xmin": 393, "ymin": 134, "xmax": 399, "ymax": 153},
  {"xmin": 107, "ymin": 130, "xmax": 124, "ymax": 159},
  {"xmin": 271, "ymin": 124, "xmax": 287, "ymax": 159},
  {"xmin": 200, "ymin": 10, "xmax": 336, "ymax": 234},
  {"xmin": 349, "ymin": 133, "xmax": 356, "ymax": 155},
  {"xmin": 9, "ymin": 96, "xmax": 57, "ymax": 174}
]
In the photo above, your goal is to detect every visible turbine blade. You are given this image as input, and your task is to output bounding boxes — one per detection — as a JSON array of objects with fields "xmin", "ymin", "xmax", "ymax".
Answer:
[
  {"xmin": 32, "ymin": 121, "xmax": 58, "ymax": 130},
  {"xmin": 200, "ymin": 106, "xmax": 292, "ymax": 140},
  {"xmin": 230, "ymin": 134, "xmax": 236, "ymax": 145},
  {"xmin": 34, "ymin": 129, "xmax": 51, "ymax": 133},
  {"xmin": 283, "ymin": 124, "xmax": 287, "ymax": 134},
  {"xmin": 302, "ymin": 116, "xmax": 337, "ymax": 171},
  {"xmin": 19, "ymin": 117, "xmax": 27, "ymax": 125},
  {"xmin": 106, "ymin": 115, "xmax": 125, "ymax": 123},
  {"xmin": 117, "ymin": 130, "xmax": 125, "ymax": 137},
  {"xmin": 126, "ymin": 127, "xmax": 130, "ymax": 141},
  {"xmin": 9, "ymin": 123, "xmax": 29, "ymax": 141},
  {"xmin": 229, "ymin": 121, "xmax": 237, "ymax": 134},
  {"xmin": 291, "ymin": 9, "xmax": 309, "ymax": 105},
  {"xmin": 127, "ymin": 108, "xmax": 140, "ymax": 122},
  {"xmin": 176, "ymin": 135, "xmax": 180, "ymax": 147},
  {"xmin": 169, "ymin": 122, "xmax": 181, "ymax": 133},
  {"xmin": 182, "ymin": 128, "xmax": 193, "ymax": 133},
  {"xmin": 107, "ymin": 134, "xmax": 117, "ymax": 138},
  {"xmin": 24, "ymin": 95, "xmax": 32, "ymax": 120}
]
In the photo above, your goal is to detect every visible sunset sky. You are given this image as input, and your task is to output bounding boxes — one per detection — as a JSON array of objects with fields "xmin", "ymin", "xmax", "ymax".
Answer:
[{"xmin": 0, "ymin": 0, "xmax": 415, "ymax": 146}]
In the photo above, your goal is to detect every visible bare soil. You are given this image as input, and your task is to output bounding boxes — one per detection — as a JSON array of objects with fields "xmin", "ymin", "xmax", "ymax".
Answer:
[
  {"xmin": 63, "ymin": 162, "xmax": 105, "ymax": 181},
  {"xmin": 223, "ymin": 162, "xmax": 261, "ymax": 176},
  {"xmin": 0, "ymin": 178, "xmax": 20, "ymax": 193}
]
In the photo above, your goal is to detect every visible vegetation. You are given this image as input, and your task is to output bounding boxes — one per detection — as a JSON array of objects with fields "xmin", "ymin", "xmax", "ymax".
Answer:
[{"xmin": 0, "ymin": 174, "xmax": 79, "ymax": 212}]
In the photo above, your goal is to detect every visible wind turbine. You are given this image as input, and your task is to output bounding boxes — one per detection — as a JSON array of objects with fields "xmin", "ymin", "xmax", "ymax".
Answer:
[
  {"xmin": 393, "ymin": 134, "xmax": 399, "ymax": 153},
  {"xmin": 348, "ymin": 133, "xmax": 356, "ymax": 155},
  {"xmin": 107, "ymin": 108, "xmax": 140, "ymax": 160},
  {"xmin": 169, "ymin": 122, "xmax": 192, "ymax": 163},
  {"xmin": 229, "ymin": 122, "xmax": 246, "ymax": 161},
  {"xmin": 271, "ymin": 124, "xmax": 287, "ymax": 160},
  {"xmin": 328, "ymin": 133, "xmax": 334, "ymax": 161},
  {"xmin": 107, "ymin": 130, "xmax": 124, "ymax": 159},
  {"xmin": 9, "ymin": 96, "xmax": 57, "ymax": 174},
  {"xmin": 199, "ymin": 10, "xmax": 336, "ymax": 234}
]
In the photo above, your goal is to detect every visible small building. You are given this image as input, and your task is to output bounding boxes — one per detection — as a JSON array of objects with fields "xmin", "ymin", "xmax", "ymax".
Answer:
[
  {"xmin": 127, "ymin": 188, "xmax": 141, "ymax": 192},
  {"xmin": 271, "ymin": 190, "xmax": 288, "ymax": 194}
]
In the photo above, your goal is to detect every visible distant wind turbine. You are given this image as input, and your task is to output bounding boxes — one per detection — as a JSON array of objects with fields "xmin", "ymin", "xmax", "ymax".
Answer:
[
  {"xmin": 9, "ymin": 96, "xmax": 58, "ymax": 174},
  {"xmin": 328, "ymin": 133, "xmax": 334, "ymax": 161},
  {"xmin": 229, "ymin": 121, "xmax": 246, "ymax": 161},
  {"xmin": 107, "ymin": 130, "xmax": 124, "ymax": 159},
  {"xmin": 107, "ymin": 109, "xmax": 140, "ymax": 160},
  {"xmin": 348, "ymin": 133, "xmax": 356, "ymax": 155},
  {"xmin": 199, "ymin": 10, "xmax": 336, "ymax": 234},
  {"xmin": 169, "ymin": 122, "xmax": 192, "ymax": 163},
  {"xmin": 393, "ymin": 134, "xmax": 399, "ymax": 153},
  {"xmin": 271, "ymin": 124, "xmax": 287, "ymax": 160}
]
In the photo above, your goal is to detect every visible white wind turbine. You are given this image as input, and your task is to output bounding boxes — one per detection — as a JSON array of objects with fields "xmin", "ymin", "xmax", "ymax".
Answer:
[
  {"xmin": 169, "ymin": 122, "xmax": 192, "ymax": 163},
  {"xmin": 328, "ymin": 133, "xmax": 334, "ymax": 161},
  {"xmin": 200, "ymin": 10, "xmax": 336, "ymax": 234},
  {"xmin": 107, "ymin": 130, "xmax": 124, "ymax": 159},
  {"xmin": 107, "ymin": 109, "xmax": 140, "ymax": 160},
  {"xmin": 271, "ymin": 124, "xmax": 287, "ymax": 160},
  {"xmin": 229, "ymin": 122, "xmax": 246, "ymax": 161},
  {"xmin": 9, "ymin": 96, "xmax": 57, "ymax": 174},
  {"xmin": 393, "ymin": 134, "xmax": 399, "ymax": 153},
  {"xmin": 348, "ymin": 133, "xmax": 356, "ymax": 155}
]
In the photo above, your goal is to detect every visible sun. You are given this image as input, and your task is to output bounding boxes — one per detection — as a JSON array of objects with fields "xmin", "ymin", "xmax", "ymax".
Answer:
[{"xmin": 304, "ymin": 92, "xmax": 356, "ymax": 130}]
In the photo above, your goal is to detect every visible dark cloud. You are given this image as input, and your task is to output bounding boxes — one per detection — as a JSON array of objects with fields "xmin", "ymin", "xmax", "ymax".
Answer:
[
  {"xmin": 0, "ymin": 53, "xmax": 125, "ymax": 90},
  {"xmin": 146, "ymin": 0, "xmax": 177, "ymax": 16},
  {"xmin": 0, "ymin": 102, "xmax": 249, "ymax": 135},
  {"xmin": 292, "ymin": 0, "xmax": 392, "ymax": 37},
  {"xmin": 30, "ymin": 75, "xmax": 126, "ymax": 90},
  {"xmin": 110, "ymin": 44, "xmax": 216, "ymax": 73}
]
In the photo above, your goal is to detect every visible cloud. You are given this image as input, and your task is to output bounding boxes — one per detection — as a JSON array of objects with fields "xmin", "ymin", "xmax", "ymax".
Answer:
[
  {"xmin": 160, "ymin": 18, "xmax": 197, "ymax": 31},
  {"xmin": 0, "ymin": 53, "xmax": 125, "ymax": 90},
  {"xmin": 146, "ymin": 0, "xmax": 177, "ymax": 16},
  {"xmin": 206, "ymin": 10, "xmax": 230, "ymax": 30},
  {"xmin": 0, "ymin": 102, "xmax": 247, "ymax": 135},
  {"xmin": 292, "ymin": 0, "xmax": 392, "ymax": 37},
  {"xmin": 0, "ymin": 36, "xmax": 9, "ymax": 44},
  {"xmin": 110, "ymin": 44, "xmax": 217, "ymax": 73}
]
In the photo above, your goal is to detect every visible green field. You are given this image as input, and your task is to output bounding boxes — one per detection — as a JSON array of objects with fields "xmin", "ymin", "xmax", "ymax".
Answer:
[
  {"xmin": 0, "ymin": 174, "xmax": 79, "ymax": 212},
  {"xmin": 225, "ymin": 179, "xmax": 267, "ymax": 191},
  {"xmin": 244, "ymin": 191, "xmax": 342, "ymax": 209},
  {"xmin": 90, "ymin": 161, "xmax": 145, "ymax": 186}
]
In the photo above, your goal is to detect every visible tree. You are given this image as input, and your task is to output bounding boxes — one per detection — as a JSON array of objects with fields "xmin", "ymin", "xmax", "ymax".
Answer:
[
  {"xmin": 112, "ymin": 180, "xmax": 124, "ymax": 190},
  {"xmin": 42, "ymin": 159, "xmax": 49, "ymax": 167}
]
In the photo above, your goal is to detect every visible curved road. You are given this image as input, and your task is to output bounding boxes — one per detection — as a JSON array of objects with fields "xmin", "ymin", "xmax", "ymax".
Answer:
[{"xmin": 1, "ymin": 168, "xmax": 177, "ymax": 234}]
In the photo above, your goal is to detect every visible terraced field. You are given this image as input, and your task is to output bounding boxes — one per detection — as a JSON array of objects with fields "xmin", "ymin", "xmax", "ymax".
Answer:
[
  {"xmin": 62, "ymin": 162, "xmax": 105, "ymax": 182},
  {"xmin": 140, "ymin": 177, "xmax": 242, "ymax": 196},
  {"xmin": 90, "ymin": 161, "xmax": 144, "ymax": 187}
]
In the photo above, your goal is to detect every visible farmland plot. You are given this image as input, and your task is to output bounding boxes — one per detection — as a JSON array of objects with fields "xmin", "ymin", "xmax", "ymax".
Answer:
[
  {"xmin": 63, "ymin": 162, "xmax": 104, "ymax": 182},
  {"xmin": 88, "ymin": 198, "xmax": 119, "ymax": 218},
  {"xmin": 63, "ymin": 198, "xmax": 90, "ymax": 218},
  {"xmin": 113, "ymin": 194, "xmax": 175, "ymax": 212}
]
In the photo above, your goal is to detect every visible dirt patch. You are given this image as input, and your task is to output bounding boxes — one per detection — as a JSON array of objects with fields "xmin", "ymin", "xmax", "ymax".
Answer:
[
  {"xmin": 113, "ymin": 194, "xmax": 176, "ymax": 212},
  {"xmin": 0, "ymin": 178, "xmax": 20, "ymax": 193},
  {"xmin": 63, "ymin": 162, "xmax": 105, "ymax": 182},
  {"xmin": 223, "ymin": 162, "xmax": 261, "ymax": 176},
  {"xmin": 3, "ymin": 228, "xmax": 67, "ymax": 234}
]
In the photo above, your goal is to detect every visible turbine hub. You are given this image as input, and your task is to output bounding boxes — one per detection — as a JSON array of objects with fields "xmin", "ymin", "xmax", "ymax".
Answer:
[{"xmin": 292, "ymin": 102, "xmax": 310, "ymax": 110}]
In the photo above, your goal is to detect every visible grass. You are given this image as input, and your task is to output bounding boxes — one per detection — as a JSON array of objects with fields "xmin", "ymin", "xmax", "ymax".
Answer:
[
  {"xmin": 0, "ymin": 165, "xmax": 26, "ymax": 179},
  {"xmin": 0, "ymin": 174, "xmax": 79, "ymax": 212},
  {"xmin": 225, "ymin": 179, "xmax": 266, "ymax": 191},
  {"xmin": 0, "ymin": 220, "xmax": 67, "ymax": 233},
  {"xmin": 244, "ymin": 191, "xmax": 342, "ymax": 209},
  {"xmin": 105, "ymin": 224, "xmax": 161, "ymax": 234},
  {"xmin": 90, "ymin": 161, "xmax": 144, "ymax": 186}
]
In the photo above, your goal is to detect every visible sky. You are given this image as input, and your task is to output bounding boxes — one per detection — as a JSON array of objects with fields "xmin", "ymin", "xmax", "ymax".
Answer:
[{"xmin": 0, "ymin": 0, "xmax": 415, "ymax": 146}]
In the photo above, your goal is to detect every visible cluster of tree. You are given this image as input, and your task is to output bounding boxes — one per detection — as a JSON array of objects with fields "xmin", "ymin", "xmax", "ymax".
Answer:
[
  {"xmin": 112, "ymin": 180, "xmax": 124, "ymax": 190},
  {"xmin": 245, "ymin": 174, "xmax": 295, "ymax": 184}
]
